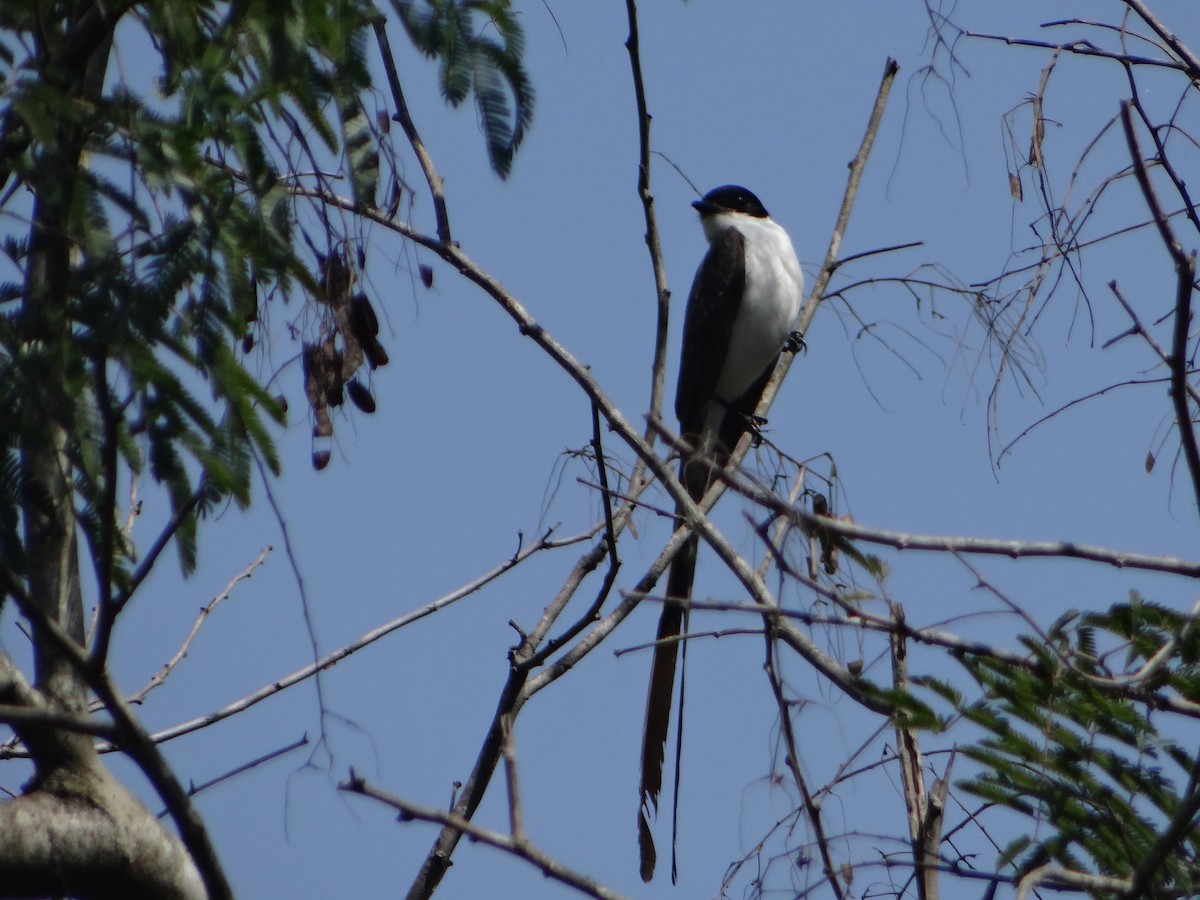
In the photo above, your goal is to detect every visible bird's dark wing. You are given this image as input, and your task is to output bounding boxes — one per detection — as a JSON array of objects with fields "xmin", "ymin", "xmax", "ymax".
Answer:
[{"xmin": 674, "ymin": 227, "xmax": 746, "ymax": 442}]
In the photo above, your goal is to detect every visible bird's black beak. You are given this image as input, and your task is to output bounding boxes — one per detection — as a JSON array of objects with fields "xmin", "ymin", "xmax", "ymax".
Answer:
[{"xmin": 692, "ymin": 198, "xmax": 719, "ymax": 216}]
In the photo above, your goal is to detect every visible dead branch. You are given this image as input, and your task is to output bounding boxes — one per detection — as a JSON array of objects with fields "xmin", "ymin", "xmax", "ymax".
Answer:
[
  {"xmin": 1120, "ymin": 101, "xmax": 1200, "ymax": 514},
  {"xmin": 126, "ymin": 547, "xmax": 273, "ymax": 708},
  {"xmin": 764, "ymin": 635, "xmax": 846, "ymax": 900},
  {"xmin": 722, "ymin": 473, "xmax": 1200, "ymax": 577},
  {"xmin": 965, "ymin": 31, "xmax": 1188, "ymax": 72},
  {"xmin": 371, "ymin": 14, "xmax": 451, "ymax": 242},
  {"xmin": 344, "ymin": 774, "xmax": 632, "ymax": 900},
  {"xmin": 1120, "ymin": 0, "xmax": 1200, "ymax": 80},
  {"xmin": 623, "ymin": 0, "xmax": 671, "ymax": 444}
]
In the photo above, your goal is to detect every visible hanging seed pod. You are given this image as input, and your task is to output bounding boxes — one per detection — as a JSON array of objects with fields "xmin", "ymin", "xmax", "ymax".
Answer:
[
  {"xmin": 349, "ymin": 293, "xmax": 379, "ymax": 340},
  {"xmin": 347, "ymin": 380, "xmax": 376, "ymax": 414},
  {"xmin": 364, "ymin": 338, "xmax": 389, "ymax": 369}
]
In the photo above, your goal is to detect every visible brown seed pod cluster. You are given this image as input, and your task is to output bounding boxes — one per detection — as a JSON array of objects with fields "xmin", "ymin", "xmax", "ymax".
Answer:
[{"xmin": 301, "ymin": 249, "xmax": 389, "ymax": 469}]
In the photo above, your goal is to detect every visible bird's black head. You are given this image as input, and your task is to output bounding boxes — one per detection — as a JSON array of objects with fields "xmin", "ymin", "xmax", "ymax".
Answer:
[{"xmin": 692, "ymin": 184, "xmax": 770, "ymax": 219}]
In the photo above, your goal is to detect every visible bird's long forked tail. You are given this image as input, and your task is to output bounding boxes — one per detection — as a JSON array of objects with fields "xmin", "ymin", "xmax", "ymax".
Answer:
[
  {"xmin": 640, "ymin": 420, "xmax": 742, "ymax": 881},
  {"xmin": 638, "ymin": 526, "xmax": 697, "ymax": 883}
]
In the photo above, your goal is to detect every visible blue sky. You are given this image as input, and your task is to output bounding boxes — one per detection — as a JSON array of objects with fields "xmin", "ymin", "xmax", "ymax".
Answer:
[{"xmin": 6, "ymin": 2, "xmax": 1200, "ymax": 898}]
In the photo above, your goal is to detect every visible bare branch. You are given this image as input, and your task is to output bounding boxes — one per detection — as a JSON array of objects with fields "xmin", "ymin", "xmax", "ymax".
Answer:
[
  {"xmin": 130, "ymin": 531, "xmax": 562, "ymax": 749},
  {"xmin": 764, "ymin": 635, "xmax": 846, "ymax": 900},
  {"xmin": 0, "ymin": 582, "xmax": 238, "ymax": 900},
  {"xmin": 727, "ymin": 476, "xmax": 1200, "ymax": 577},
  {"xmin": 109, "ymin": 482, "xmax": 205, "ymax": 616},
  {"xmin": 892, "ymin": 607, "xmax": 939, "ymax": 900},
  {"xmin": 344, "ymin": 775, "xmax": 632, "ymax": 900},
  {"xmin": 1126, "ymin": 759, "xmax": 1200, "ymax": 898},
  {"xmin": 623, "ymin": 0, "xmax": 672, "ymax": 443},
  {"xmin": 627, "ymin": 596, "xmax": 1200, "ymax": 720},
  {"xmin": 762, "ymin": 56, "xmax": 900, "ymax": 416},
  {"xmin": 126, "ymin": 547, "xmax": 273, "ymax": 707},
  {"xmin": 965, "ymin": 31, "xmax": 1189, "ymax": 72},
  {"xmin": 589, "ymin": 403, "xmax": 619, "ymax": 568},
  {"xmin": 1107, "ymin": 279, "xmax": 1200, "ymax": 409},
  {"xmin": 1120, "ymin": 0, "xmax": 1200, "ymax": 80},
  {"xmin": 1120, "ymin": 101, "xmax": 1200, "ymax": 515},
  {"xmin": 371, "ymin": 14, "xmax": 452, "ymax": 242},
  {"xmin": 167, "ymin": 735, "xmax": 309, "ymax": 814}
]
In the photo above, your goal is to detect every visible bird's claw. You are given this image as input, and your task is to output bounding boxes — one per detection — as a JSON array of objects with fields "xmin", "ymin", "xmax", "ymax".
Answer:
[{"xmin": 749, "ymin": 414, "xmax": 768, "ymax": 447}]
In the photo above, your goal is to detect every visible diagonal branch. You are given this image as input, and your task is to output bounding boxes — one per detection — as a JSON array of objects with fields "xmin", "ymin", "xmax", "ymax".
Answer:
[
  {"xmin": 125, "ymin": 547, "xmax": 272, "ymax": 707},
  {"xmin": 371, "ymin": 12, "xmax": 452, "ymax": 243},
  {"xmin": 1120, "ymin": 0, "xmax": 1200, "ymax": 80},
  {"xmin": 1119, "ymin": 101, "xmax": 1200, "ymax": 516},
  {"xmin": 1125, "ymin": 755, "xmax": 1200, "ymax": 898},
  {"xmin": 965, "ymin": 31, "xmax": 1189, "ymax": 72},
  {"xmin": 766, "ymin": 55, "xmax": 899, "ymax": 409},
  {"xmin": 345, "ymin": 775, "xmax": 632, "ymax": 900}
]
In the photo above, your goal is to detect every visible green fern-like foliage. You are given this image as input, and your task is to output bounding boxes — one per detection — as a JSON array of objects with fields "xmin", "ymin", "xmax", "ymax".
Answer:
[
  {"xmin": 0, "ymin": 0, "xmax": 534, "ymax": 618},
  {"xmin": 931, "ymin": 595, "xmax": 1200, "ymax": 896},
  {"xmin": 393, "ymin": 0, "xmax": 534, "ymax": 178},
  {"xmin": 0, "ymin": 0, "xmax": 397, "ymax": 585}
]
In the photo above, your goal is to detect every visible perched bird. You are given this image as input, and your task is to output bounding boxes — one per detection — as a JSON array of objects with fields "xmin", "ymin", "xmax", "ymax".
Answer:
[{"xmin": 639, "ymin": 185, "xmax": 804, "ymax": 882}]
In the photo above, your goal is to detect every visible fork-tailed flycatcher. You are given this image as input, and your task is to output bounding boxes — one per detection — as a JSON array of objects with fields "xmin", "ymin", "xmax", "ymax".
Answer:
[{"xmin": 638, "ymin": 185, "xmax": 804, "ymax": 883}]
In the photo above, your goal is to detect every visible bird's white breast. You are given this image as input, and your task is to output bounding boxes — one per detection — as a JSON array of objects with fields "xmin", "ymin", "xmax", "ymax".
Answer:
[{"xmin": 712, "ymin": 215, "xmax": 804, "ymax": 403}]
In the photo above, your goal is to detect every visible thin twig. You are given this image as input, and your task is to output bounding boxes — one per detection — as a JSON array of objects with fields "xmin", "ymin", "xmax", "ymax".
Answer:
[
  {"xmin": 66, "ymin": 533, "xmax": 558, "ymax": 755},
  {"xmin": 590, "ymin": 402, "xmax": 619, "ymax": 565},
  {"xmin": 1107, "ymin": 280, "xmax": 1200, "ymax": 407},
  {"xmin": 161, "ymin": 734, "xmax": 309, "ymax": 816},
  {"xmin": 109, "ymin": 482, "xmax": 205, "ymax": 615},
  {"xmin": 371, "ymin": 13, "xmax": 452, "ymax": 242},
  {"xmin": 829, "ymin": 239, "xmax": 924, "ymax": 271},
  {"xmin": 891, "ymin": 604, "xmax": 946, "ymax": 900},
  {"xmin": 345, "ymin": 775, "xmax": 632, "ymax": 900},
  {"xmin": 966, "ymin": 31, "xmax": 1187, "ymax": 71},
  {"xmin": 1123, "ymin": 75, "xmax": 1200, "ymax": 241},
  {"xmin": 761, "ymin": 57, "xmax": 899, "ymax": 415},
  {"xmin": 404, "ymin": 510, "xmax": 644, "ymax": 899},
  {"xmin": 723, "ymin": 472, "xmax": 1200, "ymax": 578},
  {"xmin": 623, "ymin": 0, "xmax": 671, "ymax": 444},
  {"xmin": 1120, "ymin": 0, "xmax": 1200, "ymax": 79},
  {"xmin": 126, "ymin": 547, "xmax": 272, "ymax": 707},
  {"xmin": 764, "ymin": 635, "xmax": 846, "ymax": 900}
]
